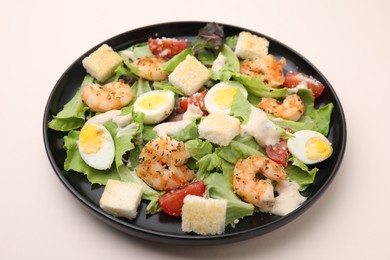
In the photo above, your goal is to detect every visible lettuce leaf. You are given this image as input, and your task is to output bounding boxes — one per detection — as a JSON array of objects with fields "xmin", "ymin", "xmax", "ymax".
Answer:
[
  {"xmin": 192, "ymin": 22, "xmax": 225, "ymax": 50},
  {"xmin": 217, "ymin": 136, "xmax": 265, "ymax": 165},
  {"xmin": 310, "ymin": 103, "xmax": 334, "ymax": 136},
  {"xmin": 48, "ymin": 75, "xmax": 93, "ymax": 131},
  {"xmin": 230, "ymin": 90, "xmax": 252, "ymax": 124},
  {"xmin": 153, "ymin": 81, "xmax": 184, "ymax": 96},
  {"xmin": 205, "ymin": 164, "xmax": 254, "ymax": 227},
  {"xmin": 210, "ymin": 44, "xmax": 240, "ymax": 82},
  {"xmin": 131, "ymin": 78, "xmax": 152, "ymax": 100},
  {"xmin": 171, "ymin": 120, "xmax": 199, "ymax": 141},
  {"xmin": 286, "ymin": 156, "xmax": 319, "ymax": 191},
  {"xmin": 197, "ymin": 153, "xmax": 223, "ymax": 173},
  {"xmin": 233, "ymin": 73, "xmax": 289, "ymax": 99},
  {"xmin": 197, "ymin": 48, "xmax": 217, "ymax": 66},
  {"xmin": 185, "ymin": 139, "xmax": 213, "ymax": 161},
  {"xmin": 161, "ymin": 48, "xmax": 194, "ymax": 73},
  {"xmin": 225, "ymin": 35, "xmax": 238, "ymax": 49}
]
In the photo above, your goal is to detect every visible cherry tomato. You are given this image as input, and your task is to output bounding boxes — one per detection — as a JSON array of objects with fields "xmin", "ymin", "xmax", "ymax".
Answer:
[
  {"xmin": 158, "ymin": 181, "xmax": 206, "ymax": 216},
  {"xmin": 283, "ymin": 71, "xmax": 325, "ymax": 98},
  {"xmin": 265, "ymin": 139, "xmax": 289, "ymax": 167},
  {"xmin": 148, "ymin": 38, "xmax": 188, "ymax": 59},
  {"xmin": 179, "ymin": 90, "xmax": 208, "ymax": 114}
]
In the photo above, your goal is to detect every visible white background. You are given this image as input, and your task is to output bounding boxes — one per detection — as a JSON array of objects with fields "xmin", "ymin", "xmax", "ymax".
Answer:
[{"xmin": 1, "ymin": 0, "xmax": 389, "ymax": 259}]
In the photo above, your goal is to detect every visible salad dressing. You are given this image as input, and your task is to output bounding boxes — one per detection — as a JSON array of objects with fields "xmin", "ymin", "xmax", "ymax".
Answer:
[
  {"xmin": 241, "ymin": 106, "xmax": 280, "ymax": 146},
  {"xmin": 153, "ymin": 104, "xmax": 203, "ymax": 137},
  {"xmin": 85, "ymin": 110, "xmax": 121, "ymax": 125},
  {"xmin": 268, "ymin": 180, "xmax": 307, "ymax": 216},
  {"xmin": 211, "ymin": 53, "xmax": 226, "ymax": 72}
]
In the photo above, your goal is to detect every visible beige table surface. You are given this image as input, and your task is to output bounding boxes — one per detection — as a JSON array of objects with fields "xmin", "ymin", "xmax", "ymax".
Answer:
[{"xmin": 2, "ymin": 0, "xmax": 389, "ymax": 259}]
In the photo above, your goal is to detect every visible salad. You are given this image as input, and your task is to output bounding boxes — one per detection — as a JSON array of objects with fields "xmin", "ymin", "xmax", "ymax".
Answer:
[{"xmin": 48, "ymin": 23, "xmax": 334, "ymax": 236}]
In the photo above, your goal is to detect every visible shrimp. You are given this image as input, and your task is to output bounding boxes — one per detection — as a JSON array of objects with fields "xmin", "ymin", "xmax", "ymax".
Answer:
[
  {"xmin": 81, "ymin": 80, "xmax": 133, "ymax": 112},
  {"xmin": 135, "ymin": 136, "xmax": 195, "ymax": 191},
  {"xmin": 232, "ymin": 155, "xmax": 286, "ymax": 209},
  {"xmin": 240, "ymin": 54, "xmax": 286, "ymax": 87},
  {"xmin": 258, "ymin": 94, "xmax": 304, "ymax": 121},
  {"xmin": 135, "ymin": 55, "xmax": 168, "ymax": 81}
]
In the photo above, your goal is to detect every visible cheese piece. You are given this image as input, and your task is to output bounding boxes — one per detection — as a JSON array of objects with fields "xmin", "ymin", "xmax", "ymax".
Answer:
[
  {"xmin": 181, "ymin": 195, "xmax": 227, "ymax": 235},
  {"xmin": 82, "ymin": 44, "xmax": 122, "ymax": 82},
  {"xmin": 168, "ymin": 55, "xmax": 210, "ymax": 96},
  {"xmin": 198, "ymin": 111, "xmax": 241, "ymax": 146},
  {"xmin": 234, "ymin": 31, "xmax": 269, "ymax": 59},
  {"xmin": 99, "ymin": 179, "xmax": 143, "ymax": 220}
]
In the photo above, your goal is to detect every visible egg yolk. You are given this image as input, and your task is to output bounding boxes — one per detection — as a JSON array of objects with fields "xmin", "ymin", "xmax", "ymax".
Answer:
[
  {"xmin": 213, "ymin": 87, "xmax": 238, "ymax": 109},
  {"xmin": 79, "ymin": 125, "xmax": 104, "ymax": 154},
  {"xmin": 305, "ymin": 137, "xmax": 333, "ymax": 161},
  {"xmin": 138, "ymin": 94, "xmax": 168, "ymax": 110}
]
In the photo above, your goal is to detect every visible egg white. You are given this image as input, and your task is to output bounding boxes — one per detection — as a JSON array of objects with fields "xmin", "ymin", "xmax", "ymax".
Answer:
[
  {"xmin": 133, "ymin": 90, "xmax": 175, "ymax": 124},
  {"xmin": 287, "ymin": 130, "xmax": 332, "ymax": 165},
  {"xmin": 78, "ymin": 124, "xmax": 115, "ymax": 170},
  {"xmin": 204, "ymin": 82, "xmax": 248, "ymax": 114}
]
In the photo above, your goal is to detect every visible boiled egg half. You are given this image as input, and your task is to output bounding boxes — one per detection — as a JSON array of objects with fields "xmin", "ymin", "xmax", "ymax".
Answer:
[
  {"xmin": 204, "ymin": 81, "xmax": 248, "ymax": 114},
  {"xmin": 133, "ymin": 90, "xmax": 175, "ymax": 124},
  {"xmin": 287, "ymin": 130, "xmax": 333, "ymax": 165},
  {"xmin": 78, "ymin": 124, "xmax": 115, "ymax": 170}
]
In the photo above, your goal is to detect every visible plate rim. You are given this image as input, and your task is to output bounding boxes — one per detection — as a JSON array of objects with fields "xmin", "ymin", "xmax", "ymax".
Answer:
[{"xmin": 43, "ymin": 21, "xmax": 347, "ymax": 245}]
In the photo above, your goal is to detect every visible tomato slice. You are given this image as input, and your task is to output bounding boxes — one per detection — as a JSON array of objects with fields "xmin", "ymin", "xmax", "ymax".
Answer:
[
  {"xmin": 265, "ymin": 139, "xmax": 289, "ymax": 167},
  {"xmin": 148, "ymin": 38, "xmax": 188, "ymax": 59},
  {"xmin": 283, "ymin": 71, "xmax": 325, "ymax": 98},
  {"xmin": 179, "ymin": 90, "xmax": 208, "ymax": 114},
  {"xmin": 158, "ymin": 181, "xmax": 206, "ymax": 216}
]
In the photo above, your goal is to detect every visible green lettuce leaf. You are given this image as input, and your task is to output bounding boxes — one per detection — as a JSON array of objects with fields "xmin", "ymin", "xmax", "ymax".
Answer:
[
  {"xmin": 217, "ymin": 136, "xmax": 265, "ymax": 165},
  {"xmin": 185, "ymin": 139, "xmax": 213, "ymax": 161},
  {"xmin": 230, "ymin": 90, "xmax": 252, "ymax": 124},
  {"xmin": 286, "ymin": 156, "xmax": 319, "ymax": 191},
  {"xmin": 205, "ymin": 165, "xmax": 254, "ymax": 227},
  {"xmin": 197, "ymin": 153, "xmax": 223, "ymax": 173},
  {"xmin": 131, "ymin": 78, "xmax": 152, "ymax": 100},
  {"xmin": 210, "ymin": 44, "xmax": 240, "ymax": 82},
  {"xmin": 171, "ymin": 120, "xmax": 199, "ymax": 141},
  {"xmin": 310, "ymin": 103, "xmax": 334, "ymax": 136},
  {"xmin": 233, "ymin": 73, "xmax": 289, "ymax": 99},
  {"xmin": 225, "ymin": 35, "xmax": 238, "ymax": 49},
  {"xmin": 48, "ymin": 75, "xmax": 93, "ymax": 131},
  {"xmin": 161, "ymin": 48, "xmax": 194, "ymax": 73},
  {"xmin": 153, "ymin": 81, "xmax": 184, "ymax": 95},
  {"xmin": 197, "ymin": 48, "xmax": 217, "ymax": 66}
]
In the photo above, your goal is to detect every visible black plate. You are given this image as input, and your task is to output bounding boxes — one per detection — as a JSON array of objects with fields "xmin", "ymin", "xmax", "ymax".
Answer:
[{"xmin": 43, "ymin": 21, "xmax": 347, "ymax": 245}]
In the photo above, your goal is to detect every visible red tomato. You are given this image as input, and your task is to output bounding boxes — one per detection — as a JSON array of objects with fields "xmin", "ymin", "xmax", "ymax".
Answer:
[
  {"xmin": 148, "ymin": 38, "xmax": 188, "ymax": 59},
  {"xmin": 283, "ymin": 71, "xmax": 325, "ymax": 98},
  {"xmin": 265, "ymin": 139, "xmax": 289, "ymax": 167},
  {"xmin": 158, "ymin": 181, "xmax": 206, "ymax": 216},
  {"xmin": 179, "ymin": 90, "xmax": 208, "ymax": 114}
]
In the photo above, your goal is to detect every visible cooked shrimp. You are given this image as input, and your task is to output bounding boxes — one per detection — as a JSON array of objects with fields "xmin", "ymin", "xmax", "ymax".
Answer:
[
  {"xmin": 81, "ymin": 80, "xmax": 133, "ymax": 112},
  {"xmin": 240, "ymin": 54, "xmax": 286, "ymax": 87},
  {"xmin": 258, "ymin": 94, "xmax": 304, "ymax": 121},
  {"xmin": 232, "ymin": 155, "xmax": 286, "ymax": 209},
  {"xmin": 135, "ymin": 55, "xmax": 168, "ymax": 81},
  {"xmin": 135, "ymin": 136, "xmax": 195, "ymax": 191}
]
